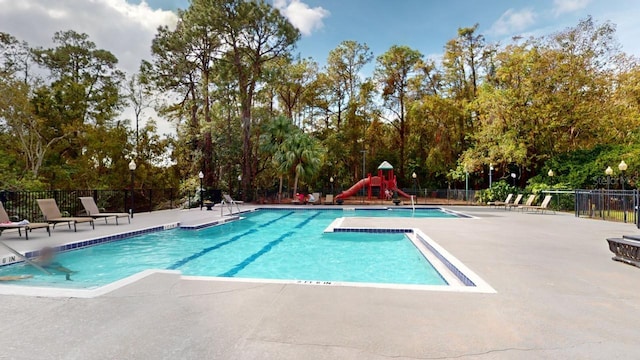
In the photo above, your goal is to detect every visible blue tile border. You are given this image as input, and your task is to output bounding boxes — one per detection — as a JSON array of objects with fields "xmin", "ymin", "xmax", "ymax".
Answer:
[
  {"xmin": 334, "ymin": 228, "xmax": 414, "ymax": 234},
  {"xmin": 415, "ymin": 233, "xmax": 476, "ymax": 287},
  {"xmin": 255, "ymin": 206, "xmax": 467, "ymax": 218},
  {"xmin": 21, "ymin": 225, "xmax": 167, "ymax": 259},
  {"xmin": 179, "ymin": 216, "xmax": 240, "ymax": 230}
]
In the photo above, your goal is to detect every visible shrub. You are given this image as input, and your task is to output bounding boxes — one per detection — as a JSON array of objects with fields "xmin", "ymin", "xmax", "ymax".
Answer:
[{"xmin": 475, "ymin": 181, "xmax": 518, "ymax": 204}]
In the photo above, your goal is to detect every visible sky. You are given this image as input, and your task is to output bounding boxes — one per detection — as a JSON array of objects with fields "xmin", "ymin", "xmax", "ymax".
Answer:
[{"xmin": 2, "ymin": 0, "xmax": 640, "ymax": 134}]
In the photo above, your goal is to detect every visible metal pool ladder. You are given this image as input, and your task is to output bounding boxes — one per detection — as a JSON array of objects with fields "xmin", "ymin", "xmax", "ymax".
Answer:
[{"xmin": 0, "ymin": 241, "xmax": 51, "ymax": 275}]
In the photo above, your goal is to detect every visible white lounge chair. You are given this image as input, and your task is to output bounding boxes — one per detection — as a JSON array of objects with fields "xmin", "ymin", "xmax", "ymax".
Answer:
[
  {"xmin": 310, "ymin": 192, "xmax": 321, "ymax": 205},
  {"xmin": 506, "ymin": 194, "xmax": 524, "ymax": 210},
  {"xmin": 488, "ymin": 194, "xmax": 513, "ymax": 207},
  {"xmin": 522, "ymin": 195, "xmax": 555, "ymax": 214},
  {"xmin": 517, "ymin": 195, "xmax": 537, "ymax": 212}
]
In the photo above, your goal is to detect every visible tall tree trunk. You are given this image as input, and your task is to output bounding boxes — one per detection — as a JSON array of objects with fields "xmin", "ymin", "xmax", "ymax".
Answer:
[
  {"xmin": 292, "ymin": 171, "xmax": 300, "ymax": 199},
  {"xmin": 399, "ymin": 94, "xmax": 406, "ymax": 181},
  {"xmin": 241, "ymin": 103, "xmax": 252, "ymax": 202}
]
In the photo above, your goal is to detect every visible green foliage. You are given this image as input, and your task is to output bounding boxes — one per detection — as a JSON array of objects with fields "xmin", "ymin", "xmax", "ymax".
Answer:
[
  {"xmin": 475, "ymin": 181, "xmax": 518, "ymax": 203},
  {"xmin": 3, "ymin": 14, "xmax": 640, "ymax": 198},
  {"xmin": 528, "ymin": 144, "xmax": 640, "ymax": 189}
]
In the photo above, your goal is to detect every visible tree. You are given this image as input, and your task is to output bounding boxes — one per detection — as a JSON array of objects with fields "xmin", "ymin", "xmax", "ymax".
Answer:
[
  {"xmin": 125, "ymin": 73, "xmax": 153, "ymax": 154},
  {"xmin": 213, "ymin": 0, "xmax": 299, "ymax": 200},
  {"xmin": 274, "ymin": 57, "xmax": 318, "ymax": 123},
  {"xmin": 260, "ymin": 115, "xmax": 297, "ymax": 200},
  {"xmin": 374, "ymin": 45, "xmax": 423, "ymax": 180},
  {"xmin": 145, "ymin": 4, "xmax": 222, "ymax": 186},
  {"xmin": 275, "ymin": 130, "xmax": 324, "ymax": 197}
]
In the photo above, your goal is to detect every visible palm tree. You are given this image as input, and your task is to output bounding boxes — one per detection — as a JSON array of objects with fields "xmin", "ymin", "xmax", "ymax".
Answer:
[
  {"xmin": 276, "ymin": 131, "xmax": 324, "ymax": 197},
  {"xmin": 261, "ymin": 116, "xmax": 296, "ymax": 201}
]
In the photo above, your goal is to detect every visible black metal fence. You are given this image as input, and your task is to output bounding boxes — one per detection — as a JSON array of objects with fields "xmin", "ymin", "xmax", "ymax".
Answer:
[
  {"xmin": 574, "ymin": 189, "xmax": 639, "ymax": 227},
  {"xmin": 0, "ymin": 189, "xmax": 184, "ymax": 221}
]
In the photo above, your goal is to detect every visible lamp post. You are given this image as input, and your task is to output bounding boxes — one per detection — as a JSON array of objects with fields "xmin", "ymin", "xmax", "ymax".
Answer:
[
  {"xmin": 605, "ymin": 166, "xmax": 613, "ymax": 217},
  {"xmin": 330, "ymin": 176, "xmax": 334, "ymax": 204},
  {"xmin": 489, "ymin": 163, "xmax": 493, "ymax": 189},
  {"xmin": 128, "ymin": 159, "xmax": 136, "ymax": 218},
  {"xmin": 198, "ymin": 171, "xmax": 204, "ymax": 211},
  {"xmin": 237, "ymin": 174, "xmax": 242, "ymax": 200},
  {"xmin": 412, "ymin": 172, "xmax": 417, "ymax": 204},
  {"xmin": 619, "ymin": 160, "xmax": 628, "ymax": 222},
  {"xmin": 548, "ymin": 169, "xmax": 555, "ymax": 209},
  {"xmin": 510, "ymin": 172, "xmax": 516, "ymax": 187},
  {"xmin": 465, "ymin": 168, "xmax": 469, "ymax": 203},
  {"xmin": 360, "ymin": 150, "xmax": 367, "ymax": 203}
]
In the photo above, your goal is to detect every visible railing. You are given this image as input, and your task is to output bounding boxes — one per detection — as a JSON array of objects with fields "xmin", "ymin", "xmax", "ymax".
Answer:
[
  {"xmin": 541, "ymin": 190, "xmax": 576, "ymax": 212},
  {"xmin": 0, "ymin": 189, "xmax": 184, "ymax": 221},
  {"xmin": 574, "ymin": 189, "xmax": 639, "ymax": 226}
]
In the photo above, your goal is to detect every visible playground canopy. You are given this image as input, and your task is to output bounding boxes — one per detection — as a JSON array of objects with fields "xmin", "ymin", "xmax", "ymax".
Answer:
[{"xmin": 378, "ymin": 161, "xmax": 393, "ymax": 170}]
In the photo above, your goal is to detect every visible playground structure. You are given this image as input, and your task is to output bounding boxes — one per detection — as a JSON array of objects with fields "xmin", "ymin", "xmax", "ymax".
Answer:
[{"xmin": 335, "ymin": 161, "xmax": 411, "ymax": 201}]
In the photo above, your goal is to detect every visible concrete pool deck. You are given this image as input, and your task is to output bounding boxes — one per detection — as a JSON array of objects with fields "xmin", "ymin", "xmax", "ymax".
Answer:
[{"xmin": 0, "ymin": 206, "xmax": 639, "ymax": 359}]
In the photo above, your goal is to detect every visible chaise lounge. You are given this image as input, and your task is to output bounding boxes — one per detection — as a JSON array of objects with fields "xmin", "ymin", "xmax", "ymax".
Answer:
[
  {"xmin": 37, "ymin": 199, "xmax": 95, "ymax": 232},
  {"xmin": 488, "ymin": 194, "xmax": 513, "ymax": 208},
  {"xmin": 79, "ymin": 197, "xmax": 130, "ymax": 225},
  {"xmin": 0, "ymin": 202, "xmax": 50, "ymax": 240},
  {"xmin": 517, "ymin": 195, "xmax": 537, "ymax": 211},
  {"xmin": 521, "ymin": 195, "xmax": 555, "ymax": 214},
  {"xmin": 505, "ymin": 194, "xmax": 524, "ymax": 210}
]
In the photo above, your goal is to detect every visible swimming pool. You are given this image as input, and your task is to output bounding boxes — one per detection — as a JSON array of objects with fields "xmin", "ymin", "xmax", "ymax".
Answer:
[
  {"xmin": 0, "ymin": 209, "xmax": 457, "ymax": 289},
  {"xmin": 332, "ymin": 208, "xmax": 462, "ymax": 218}
]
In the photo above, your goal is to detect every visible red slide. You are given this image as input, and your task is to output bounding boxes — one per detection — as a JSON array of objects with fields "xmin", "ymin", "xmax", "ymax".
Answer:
[
  {"xmin": 335, "ymin": 179, "xmax": 412, "ymax": 200},
  {"xmin": 392, "ymin": 187, "xmax": 412, "ymax": 199},
  {"xmin": 335, "ymin": 178, "xmax": 370, "ymax": 200}
]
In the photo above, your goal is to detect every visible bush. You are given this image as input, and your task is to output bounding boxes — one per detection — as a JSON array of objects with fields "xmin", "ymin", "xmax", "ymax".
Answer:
[
  {"xmin": 525, "ymin": 181, "xmax": 573, "ymax": 210},
  {"xmin": 475, "ymin": 181, "xmax": 518, "ymax": 204}
]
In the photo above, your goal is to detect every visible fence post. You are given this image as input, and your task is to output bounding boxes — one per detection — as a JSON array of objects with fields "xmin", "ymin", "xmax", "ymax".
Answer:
[{"xmin": 636, "ymin": 189, "xmax": 639, "ymax": 229}]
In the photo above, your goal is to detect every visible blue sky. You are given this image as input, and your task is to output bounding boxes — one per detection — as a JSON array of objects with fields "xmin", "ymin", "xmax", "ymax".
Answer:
[{"xmin": 135, "ymin": 0, "xmax": 640, "ymax": 73}]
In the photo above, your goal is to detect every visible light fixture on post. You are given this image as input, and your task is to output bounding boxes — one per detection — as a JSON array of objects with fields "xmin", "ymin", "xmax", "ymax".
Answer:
[
  {"xmin": 464, "ymin": 167, "xmax": 469, "ymax": 204},
  {"xmin": 360, "ymin": 149, "xmax": 367, "ymax": 203},
  {"xmin": 510, "ymin": 172, "xmax": 516, "ymax": 187},
  {"xmin": 619, "ymin": 160, "xmax": 628, "ymax": 222},
  {"xmin": 605, "ymin": 166, "xmax": 613, "ymax": 217},
  {"xmin": 198, "ymin": 171, "xmax": 204, "ymax": 211},
  {"xmin": 237, "ymin": 174, "xmax": 242, "ymax": 200},
  {"xmin": 128, "ymin": 159, "xmax": 136, "ymax": 218},
  {"xmin": 329, "ymin": 176, "xmax": 334, "ymax": 204},
  {"xmin": 489, "ymin": 163, "xmax": 493, "ymax": 189},
  {"xmin": 412, "ymin": 172, "xmax": 417, "ymax": 204},
  {"xmin": 548, "ymin": 169, "xmax": 555, "ymax": 208}
]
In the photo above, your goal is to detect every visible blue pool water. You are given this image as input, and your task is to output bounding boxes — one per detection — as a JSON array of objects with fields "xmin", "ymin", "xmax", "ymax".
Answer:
[{"xmin": 0, "ymin": 209, "xmax": 452, "ymax": 289}]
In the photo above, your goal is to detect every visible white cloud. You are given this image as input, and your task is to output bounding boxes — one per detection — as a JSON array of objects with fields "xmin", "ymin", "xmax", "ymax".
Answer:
[
  {"xmin": 488, "ymin": 8, "xmax": 537, "ymax": 36},
  {"xmin": 0, "ymin": 0, "xmax": 177, "ymax": 74},
  {"xmin": 273, "ymin": 0, "xmax": 330, "ymax": 36},
  {"xmin": 0, "ymin": 0, "xmax": 178, "ymax": 134},
  {"xmin": 553, "ymin": 0, "xmax": 591, "ymax": 16}
]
